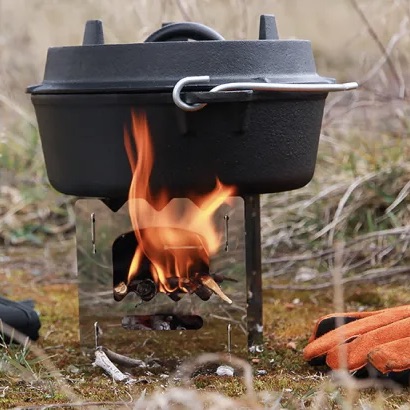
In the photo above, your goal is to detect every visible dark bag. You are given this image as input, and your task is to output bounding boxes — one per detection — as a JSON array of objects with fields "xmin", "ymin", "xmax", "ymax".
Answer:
[{"xmin": 0, "ymin": 297, "xmax": 41, "ymax": 342}]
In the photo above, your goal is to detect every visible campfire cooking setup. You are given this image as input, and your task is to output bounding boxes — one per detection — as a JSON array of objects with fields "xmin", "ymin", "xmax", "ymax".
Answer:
[{"xmin": 27, "ymin": 15, "xmax": 357, "ymax": 368}]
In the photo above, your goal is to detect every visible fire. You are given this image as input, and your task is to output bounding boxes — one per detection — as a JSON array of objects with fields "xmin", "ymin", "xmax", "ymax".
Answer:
[{"xmin": 123, "ymin": 110, "xmax": 235, "ymax": 299}]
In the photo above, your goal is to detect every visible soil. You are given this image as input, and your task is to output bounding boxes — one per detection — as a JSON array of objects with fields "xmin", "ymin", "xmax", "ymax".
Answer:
[{"xmin": 0, "ymin": 242, "xmax": 409, "ymax": 408}]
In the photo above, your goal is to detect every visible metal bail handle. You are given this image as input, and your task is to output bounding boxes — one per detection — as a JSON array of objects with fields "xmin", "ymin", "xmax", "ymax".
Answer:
[
  {"xmin": 145, "ymin": 22, "xmax": 225, "ymax": 43},
  {"xmin": 172, "ymin": 76, "xmax": 359, "ymax": 112}
]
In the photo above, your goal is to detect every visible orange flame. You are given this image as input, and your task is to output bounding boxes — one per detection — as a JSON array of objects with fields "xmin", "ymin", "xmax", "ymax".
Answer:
[{"xmin": 124, "ymin": 111, "xmax": 235, "ymax": 294}]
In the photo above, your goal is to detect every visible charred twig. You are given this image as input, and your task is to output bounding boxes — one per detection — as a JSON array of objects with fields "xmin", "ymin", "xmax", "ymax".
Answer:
[
  {"xmin": 113, "ymin": 281, "xmax": 128, "ymax": 301},
  {"xmin": 194, "ymin": 284, "xmax": 213, "ymax": 301},
  {"xmin": 212, "ymin": 272, "xmax": 238, "ymax": 283}
]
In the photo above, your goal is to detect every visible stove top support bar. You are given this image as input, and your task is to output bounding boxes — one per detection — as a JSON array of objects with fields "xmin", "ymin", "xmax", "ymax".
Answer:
[{"xmin": 244, "ymin": 195, "xmax": 263, "ymax": 347}]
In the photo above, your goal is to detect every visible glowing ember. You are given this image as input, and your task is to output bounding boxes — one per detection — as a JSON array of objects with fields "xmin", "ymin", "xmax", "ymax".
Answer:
[{"xmin": 123, "ymin": 111, "xmax": 235, "ymax": 301}]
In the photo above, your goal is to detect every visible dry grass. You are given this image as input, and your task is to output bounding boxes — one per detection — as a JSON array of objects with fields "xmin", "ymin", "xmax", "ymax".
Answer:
[
  {"xmin": 1, "ymin": 0, "xmax": 410, "ymax": 408},
  {"xmin": 0, "ymin": 265, "xmax": 409, "ymax": 409}
]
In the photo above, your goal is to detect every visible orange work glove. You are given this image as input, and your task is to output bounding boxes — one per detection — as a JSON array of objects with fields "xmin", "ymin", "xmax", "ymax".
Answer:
[{"xmin": 303, "ymin": 305, "xmax": 410, "ymax": 386}]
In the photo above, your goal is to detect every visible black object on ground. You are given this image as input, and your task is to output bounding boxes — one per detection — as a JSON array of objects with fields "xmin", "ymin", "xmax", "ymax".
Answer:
[{"xmin": 0, "ymin": 297, "xmax": 41, "ymax": 342}]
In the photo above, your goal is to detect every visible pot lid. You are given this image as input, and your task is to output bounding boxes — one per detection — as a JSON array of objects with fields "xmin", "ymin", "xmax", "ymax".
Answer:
[{"xmin": 28, "ymin": 15, "xmax": 334, "ymax": 95}]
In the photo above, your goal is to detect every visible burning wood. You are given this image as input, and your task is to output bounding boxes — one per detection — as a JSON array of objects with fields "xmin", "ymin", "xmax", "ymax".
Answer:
[
  {"xmin": 113, "ymin": 281, "xmax": 128, "ymax": 301},
  {"xmin": 115, "ymin": 274, "xmax": 232, "ymax": 304},
  {"xmin": 124, "ymin": 112, "xmax": 236, "ymax": 298},
  {"xmin": 114, "ymin": 279, "xmax": 157, "ymax": 301},
  {"xmin": 193, "ymin": 284, "xmax": 213, "ymax": 301},
  {"xmin": 133, "ymin": 279, "xmax": 157, "ymax": 301},
  {"xmin": 201, "ymin": 276, "xmax": 232, "ymax": 304}
]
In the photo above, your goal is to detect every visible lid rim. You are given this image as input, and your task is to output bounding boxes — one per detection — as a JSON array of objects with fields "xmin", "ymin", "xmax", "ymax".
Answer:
[
  {"xmin": 35, "ymin": 39, "xmax": 323, "ymax": 94},
  {"xmin": 28, "ymin": 75, "xmax": 334, "ymax": 95}
]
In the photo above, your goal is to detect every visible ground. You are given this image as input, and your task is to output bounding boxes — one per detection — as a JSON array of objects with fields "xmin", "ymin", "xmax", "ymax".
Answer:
[{"xmin": 0, "ymin": 245, "xmax": 409, "ymax": 409}]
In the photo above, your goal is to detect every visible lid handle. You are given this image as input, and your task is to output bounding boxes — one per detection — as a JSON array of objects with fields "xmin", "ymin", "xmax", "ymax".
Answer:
[
  {"xmin": 144, "ymin": 22, "xmax": 225, "ymax": 42},
  {"xmin": 172, "ymin": 76, "xmax": 359, "ymax": 112}
]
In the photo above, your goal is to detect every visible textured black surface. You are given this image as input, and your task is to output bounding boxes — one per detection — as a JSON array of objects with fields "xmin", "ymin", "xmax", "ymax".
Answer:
[
  {"xmin": 144, "ymin": 21, "xmax": 225, "ymax": 42},
  {"xmin": 0, "ymin": 297, "xmax": 41, "ymax": 341},
  {"xmin": 27, "ymin": 15, "xmax": 332, "ymax": 95},
  {"xmin": 245, "ymin": 196, "xmax": 263, "ymax": 346},
  {"xmin": 32, "ymin": 91, "xmax": 326, "ymax": 198},
  {"xmin": 28, "ymin": 39, "xmax": 331, "ymax": 94},
  {"xmin": 29, "ymin": 16, "xmax": 330, "ymax": 197},
  {"xmin": 314, "ymin": 315, "xmax": 361, "ymax": 339}
]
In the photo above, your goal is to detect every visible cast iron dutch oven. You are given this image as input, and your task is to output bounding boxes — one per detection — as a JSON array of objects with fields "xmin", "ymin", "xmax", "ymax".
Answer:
[{"xmin": 28, "ymin": 15, "xmax": 357, "ymax": 200}]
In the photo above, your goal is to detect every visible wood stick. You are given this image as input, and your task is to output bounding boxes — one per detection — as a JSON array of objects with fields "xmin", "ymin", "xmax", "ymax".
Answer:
[
  {"xmin": 113, "ymin": 281, "xmax": 128, "ymax": 301},
  {"xmin": 100, "ymin": 347, "xmax": 147, "ymax": 368},
  {"xmin": 201, "ymin": 276, "xmax": 232, "ymax": 304},
  {"xmin": 93, "ymin": 349, "xmax": 133, "ymax": 382}
]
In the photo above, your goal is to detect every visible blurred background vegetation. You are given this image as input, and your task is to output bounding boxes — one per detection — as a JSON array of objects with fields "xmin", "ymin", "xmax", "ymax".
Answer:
[{"xmin": 1, "ymin": 0, "xmax": 409, "ymax": 287}]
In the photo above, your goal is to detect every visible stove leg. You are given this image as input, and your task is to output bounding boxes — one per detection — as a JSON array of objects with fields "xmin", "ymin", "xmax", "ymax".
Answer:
[{"xmin": 244, "ymin": 195, "xmax": 263, "ymax": 348}]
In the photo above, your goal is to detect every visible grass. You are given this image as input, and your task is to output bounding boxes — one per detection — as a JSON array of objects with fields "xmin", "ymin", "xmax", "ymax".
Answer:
[
  {"xmin": 0, "ymin": 266, "xmax": 409, "ymax": 408},
  {"xmin": 1, "ymin": 0, "xmax": 410, "ymax": 408}
]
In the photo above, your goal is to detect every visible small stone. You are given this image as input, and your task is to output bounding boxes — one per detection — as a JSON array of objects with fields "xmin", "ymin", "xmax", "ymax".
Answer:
[
  {"xmin": 286, "ymin": 341, "xmax": 297, "ymax": 351},
  {"xmin": 256, "ymin": 324, "xmax": 263, "ymax": 333},
  {"xmin": 248, "ymin": 345, "xmax": 264, "ymax": 353},
  {"xmin": 159, "ymin": 373, "xmax": 169, "ymax": 379},
  {"xmin": 256, "ymin": 370, "xmax": 267, "ymax": 376},
  {"xmin": 216, "ymin": 365, "xmax": 234, "ymax": 377},
  {"xmin": 67, "ymin": 365, "xmax": 80, "ymax": 374},
  {"xmin": 173, "ymin": 370, "xmax": 183, "ymax": 382},
  {"xmin": 251, "ymin": 358, "xmax": 260, "ymax": 364},
  {"xmin": 292, "ymin": 298, "xmax": 300, "ymax": 305}
]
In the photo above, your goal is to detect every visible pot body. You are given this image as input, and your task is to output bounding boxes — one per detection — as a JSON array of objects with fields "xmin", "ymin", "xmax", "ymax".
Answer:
[{"xmin": 32, "ymin": 91, "xmax": 326, "ymax": 199}]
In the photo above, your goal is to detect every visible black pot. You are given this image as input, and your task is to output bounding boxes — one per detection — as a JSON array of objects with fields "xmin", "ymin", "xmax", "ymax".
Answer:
[{"xmin": 28, "ymin": 15, "xmax": 356, "ymax": 200}]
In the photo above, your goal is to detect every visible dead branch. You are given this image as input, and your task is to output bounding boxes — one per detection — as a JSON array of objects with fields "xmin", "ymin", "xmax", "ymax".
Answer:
[
  {"xmin": 359, "ymin": 17, "xmax": 408, "ymax": 88},
  {"xmin": 318, "ymin": 171, "xmax": 381, "ymax": 245},
  {"xmin": 265, "ymin": 266, "xmax": 410, "ymax": 290},
  {"xmin": 176, "ymin": 0, "xmax": 192, "ymax": 21},
  {"xmin": 263, "ymin": 226, "xmax": 410, "ymax": 265},
  {"xmin": 12, "ymin": 400, "xmax": 131, "ymax": 409},
  {"xmin": 100, "ymin": 346, "xmax": 146, "ymax": 368},
  {"xmin": 350, "ymin": 0, "xmax": 405, "ymax": 96},
  {"xmin": 93, "ymin": 348, "xmax": 134, "ymax": 383}
]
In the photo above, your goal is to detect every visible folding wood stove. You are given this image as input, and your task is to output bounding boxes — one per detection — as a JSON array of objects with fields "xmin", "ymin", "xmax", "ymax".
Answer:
[{"xmin": 27, "ymin": 14, "xmax": 357, "ymax": 365}]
